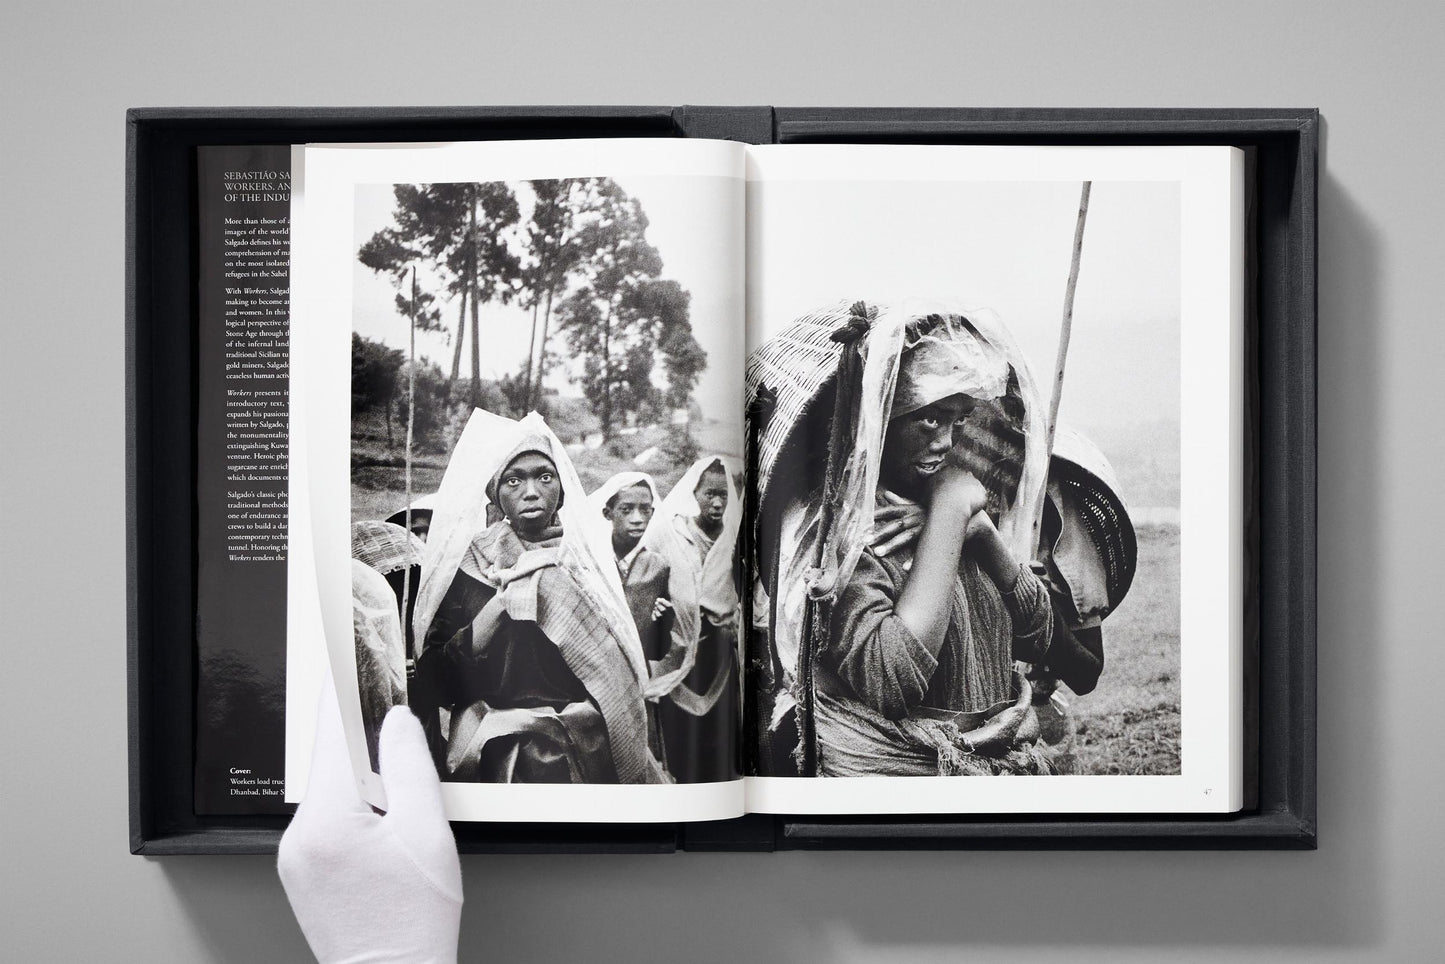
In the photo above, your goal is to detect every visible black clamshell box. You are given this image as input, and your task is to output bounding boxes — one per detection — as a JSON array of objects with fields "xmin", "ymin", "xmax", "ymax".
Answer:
[{"xmin": 127, "ymin": 106, "xmax": 1316, "ymax": 854}]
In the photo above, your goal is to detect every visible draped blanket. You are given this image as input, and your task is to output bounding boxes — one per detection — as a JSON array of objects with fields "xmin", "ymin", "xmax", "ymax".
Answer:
[
  {"xmin": 816, "ymin": 670, "xmax": 1053, "ymax": 777},
  {"xmin": 662, "ymin": 456, "xmax": 743, "ymax": 717},
  {"xmin": 586, "ymin": 471, "xmax": 701, "ymax": 702},
  {"xmin": 748, "ymin": 300, "xmax": 1055, "ymax": 776},
  {"xmin": 447, "ymin": 525, "xmax": 666, "ymax": 783},
  {"xmin": 415, "ymin": 410, "xmax": 665, "ymax": 785}
]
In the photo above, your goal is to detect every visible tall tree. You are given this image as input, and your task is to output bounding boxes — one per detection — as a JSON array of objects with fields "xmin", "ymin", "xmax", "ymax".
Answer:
[
  {"xmin": 359, "ymin": 182, "xmax": 521, "ymax": 405},
  {"xmin": 519, "ymin": 177, "xmax": 603, "ymax": 409},
  {"xmin": 631, "ymin": 278, "xmax": 705, "ymax": 409},
  {"xmin": 448, "ymin": 182, "xmax": 522, "ymax": 406},
  {"xmin": 358, "ymin": 184, "xmax": 455, "ymax": 349},
  {"xmin": 554, "ymin": 181, "xmax": 703, "ymax": 439}
]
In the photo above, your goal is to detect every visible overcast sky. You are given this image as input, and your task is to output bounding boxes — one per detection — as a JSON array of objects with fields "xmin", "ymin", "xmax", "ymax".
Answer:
[{"xmin": 747, "ymin": 178, "xmax": 1182, "ymax": 440}]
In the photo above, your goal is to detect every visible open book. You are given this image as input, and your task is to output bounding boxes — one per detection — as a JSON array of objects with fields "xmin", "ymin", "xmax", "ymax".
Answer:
[{"xmin": 283, "ymin": 138, "xmax": 1244, "ymax": 823}]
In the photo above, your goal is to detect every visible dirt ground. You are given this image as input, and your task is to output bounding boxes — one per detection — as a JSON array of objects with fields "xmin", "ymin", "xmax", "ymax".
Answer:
[{"xmin": 1071, "ymin": 521, "xmax": 1181, "ymax": 775}]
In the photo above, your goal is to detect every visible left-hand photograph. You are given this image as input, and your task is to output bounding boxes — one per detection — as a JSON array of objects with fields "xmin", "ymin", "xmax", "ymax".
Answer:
[{"xmin": 341, "ymin": 169, "xmax": 744, "ymax": 793}]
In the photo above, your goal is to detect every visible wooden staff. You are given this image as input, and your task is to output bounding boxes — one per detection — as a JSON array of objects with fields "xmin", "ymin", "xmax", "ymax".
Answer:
[
  {"xmin": 402, "ymin": 266, "xmax": 418, "ymax": 659},
  {"xmin": 1029, "ymin": 182, "xmax": 1091, "ymax": 551}
]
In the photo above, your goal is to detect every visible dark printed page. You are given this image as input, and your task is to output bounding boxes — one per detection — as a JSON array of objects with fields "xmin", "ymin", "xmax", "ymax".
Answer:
[
  {"xmin": 195, "ymin": 145, "xmax": 293, "ymax": 814},
  {"xmin": 743, "ymin": 145, "xmax": 1244, "ymax": 815},
  {"xmin": 289, "ymin": 139, "xmax": 746, "ymax": 822}
]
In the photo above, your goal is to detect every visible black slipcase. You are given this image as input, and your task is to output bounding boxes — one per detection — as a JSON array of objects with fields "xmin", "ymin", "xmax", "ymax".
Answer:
[{"xmin": 128, "ymin": 106, "xmax": 1317, "ymax": 853}]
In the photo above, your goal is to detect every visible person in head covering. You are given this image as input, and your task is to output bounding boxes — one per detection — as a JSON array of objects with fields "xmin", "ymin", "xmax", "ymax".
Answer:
[
  {"xmin": 865, "ymin": 419, "xmax": 1140, "ymax": 773},
  {"xmin": 668, "ymin": 457, "xmax": 743, "ymax": 628},
  {"xmin": 750, "ymin": 302, "xmax": 1056, "ymax": 777},
  {"xmin": 867, "ymin": 422, "xmax": 1137, "ymax": 698},
  {"xmin": 594, "ymin": 473, "xmax": 674, "ymax": 662},
  {"xmin": 659, "ymin": 456, "xmax": 743, "ymax": 783},
  {"xmin": 386, "ymin": 494, "xmax": 436, "ymax": 542},
  {"xmin": 588, "ymin": 471, "xmax": 682, "ymax": 769},
  {"xmin": 676, "ymin": 461, "xmax": 731, "ymax": 562},
  {"xmin": 410, "ymin": 411, "xmax": 665, "ymax": 785}
]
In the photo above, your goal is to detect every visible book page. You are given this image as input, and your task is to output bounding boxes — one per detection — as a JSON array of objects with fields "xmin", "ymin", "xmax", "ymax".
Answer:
[
  {"xmin": 743, "ymin": 145, "xmax": 1243, "ymax": 815},
  {"xmin": 194, "ymin": 144, "xmax": 294, "ymax": 814},
  {"xmin": 290, "ymin": 139, "xmax": 746, "ymax": 822}
]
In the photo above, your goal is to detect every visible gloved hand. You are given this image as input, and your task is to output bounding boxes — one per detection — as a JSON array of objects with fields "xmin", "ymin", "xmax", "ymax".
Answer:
[{"xmin": 279, "ymin": 676, "xmax": 463, "ymax": 963}]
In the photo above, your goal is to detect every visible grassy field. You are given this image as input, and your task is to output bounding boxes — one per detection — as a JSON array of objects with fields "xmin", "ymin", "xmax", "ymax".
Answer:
[{"xmin": 1070, "ymin": 520, "xmax": 1181, "ymax": 775}]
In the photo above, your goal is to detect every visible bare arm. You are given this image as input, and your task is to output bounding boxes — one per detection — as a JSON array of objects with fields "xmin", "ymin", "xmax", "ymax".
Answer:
[
  {"xmin": 965, "ymin": 510, "xmax": 1022, "ymax": 592},
  {"xmin": 965, "ymin": 511, "xmax": 1053, "ymax": 664},
  {"xmin": 460, "ymin": 594, "xmax": 508, "ymax": 657},
  {"xmin": 820, "ymin": 466, "xmax": 986, "ymax": 719},
  {"xmin": 894, "ymin": 470, "xmax": 987, "ymax": 654},
  {"xmin": 823, "ymin": 552, "xmax": 939, "ymax": 719}
]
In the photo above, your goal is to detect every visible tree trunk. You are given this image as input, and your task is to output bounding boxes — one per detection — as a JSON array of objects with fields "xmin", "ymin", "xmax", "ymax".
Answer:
[
  {"xmin": 522, "ymin": 296, "xmax": 540, "ymax": 410},
  {"xmin": 467, "ymin": 188, "xmax": 481, "ymax": 408},
  {"xmin": 450, "ymin": 287, "xmax": 466, "ymax": 383},
  {"xmin": 600, "ymin": 294, "xmax": 615, "ymax": 439},
  {"xmin": 531, "ymin": 286, "xmax": 555, "ymax": 411}
]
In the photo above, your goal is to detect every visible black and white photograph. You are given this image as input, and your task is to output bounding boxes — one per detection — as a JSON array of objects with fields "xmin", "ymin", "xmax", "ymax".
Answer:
[
  {"xmin": 339, "ymin": 161, "xmax": 745, "ymax": 795},
  {"xmin": 291, "ymin": 138, "xmax": 1239, "ymax": 820},
  {"xmin": 749, "ymin": 299, "xmax": 1143, "ymax": 779},
  {"xmin": 742, "ymin": 145, "xmax": 1242, "ymax": 813}
]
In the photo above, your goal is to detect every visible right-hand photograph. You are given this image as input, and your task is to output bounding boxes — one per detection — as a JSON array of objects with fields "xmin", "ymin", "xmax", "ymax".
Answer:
[{"xmin": 745, "ymin": 169, "xmax": 1190, "ymax": 786}]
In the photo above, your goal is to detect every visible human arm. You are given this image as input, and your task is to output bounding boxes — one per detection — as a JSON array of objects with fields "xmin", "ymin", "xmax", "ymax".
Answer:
[
  {"xmin": 821, "ymin": 551, "xmax": 939, "ymax": 719},
  {"xmin": 963, "ymin": 511, "xmax": 1053, "ymax": 664},
  {"xmin": 964, "ymin": 509, "xmax": 1021, "ymax": 592},
  {"xmin": 892, "ymin": 468, "xmax": 987, "ymax": 651},
  {"xmin": 463, "ymin": 593, "xmax": 508, "ymax": 657},
  {"xmin": 820, "ymin": 468, "xmax": 987, "ymax": 720},
  {"xmin": 870, "ymin": 491, "xmax": 925, "ymax": 558}
]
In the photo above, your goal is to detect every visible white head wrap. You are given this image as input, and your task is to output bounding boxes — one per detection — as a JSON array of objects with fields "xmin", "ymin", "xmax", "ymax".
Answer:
[
  {"xmin": 412, "ymin": 409, "xmax": 649, "ymax": 684},
  {"xmin": 586, "ymin": 471, "xmax": 705, "ymax": 699},
  {"xmin": 663, "ymin": 455, "xmax": 743, "ymax": 624}
]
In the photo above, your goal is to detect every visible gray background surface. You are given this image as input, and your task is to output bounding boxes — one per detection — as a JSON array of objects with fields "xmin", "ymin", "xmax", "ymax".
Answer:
[{"xmin": 3, "ymin": 1, "xmax": 1440, "ymax": 960}]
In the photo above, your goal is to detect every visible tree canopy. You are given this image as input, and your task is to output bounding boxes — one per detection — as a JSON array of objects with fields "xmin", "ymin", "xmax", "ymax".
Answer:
[{"xmin": 357, "ymin": 176, "xmax": 705, "ymax": 441}]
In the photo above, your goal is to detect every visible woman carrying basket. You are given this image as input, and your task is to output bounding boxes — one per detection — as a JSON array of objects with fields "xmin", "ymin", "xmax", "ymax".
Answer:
[{"xmin": 750, "ymin": 301, "xmax": 1058, "ymax": 777}]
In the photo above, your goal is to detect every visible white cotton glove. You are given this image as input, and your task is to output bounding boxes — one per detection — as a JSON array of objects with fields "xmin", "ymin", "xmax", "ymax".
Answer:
[{"xmin": 279, "ymin": 677, "xmax": 463, "ymax": 963}]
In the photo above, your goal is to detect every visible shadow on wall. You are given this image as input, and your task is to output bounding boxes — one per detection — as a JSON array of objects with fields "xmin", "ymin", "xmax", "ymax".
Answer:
[{"xmin": 159, "ymin": 856, "xmax": 310, "ymax": 958}]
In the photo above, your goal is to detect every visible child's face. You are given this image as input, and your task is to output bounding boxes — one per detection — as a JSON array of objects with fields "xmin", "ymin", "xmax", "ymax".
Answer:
[
  {"xmin": 604, "ymin": 483, "xmax": 655, "ymax": 544},
  {"xmin": 693, "ymin": 468, "xmax": 729, "ymax": 526},
  {"xmin": 495, "ymin": 452, "xmax": 561, "ymax": 538},
  {"xmin": 881, "ymin": 393, "xmax": 975, "ymax": 497}
]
